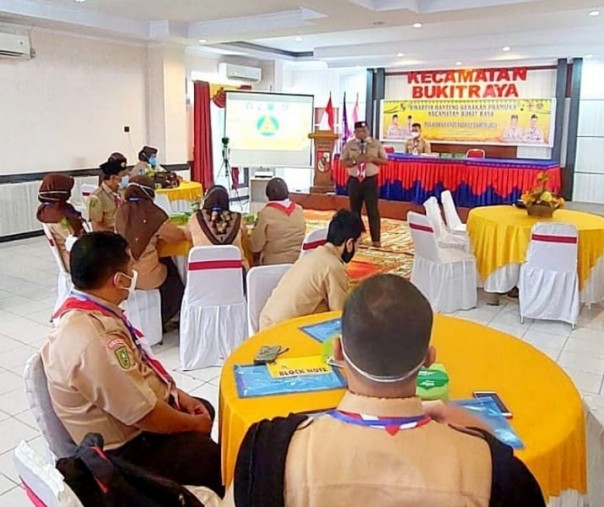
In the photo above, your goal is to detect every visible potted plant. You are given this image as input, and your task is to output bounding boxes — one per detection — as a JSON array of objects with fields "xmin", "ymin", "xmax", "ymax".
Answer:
[{"xmin": 520, "ymin": 172, "xmax": 565, "ymax": 218}]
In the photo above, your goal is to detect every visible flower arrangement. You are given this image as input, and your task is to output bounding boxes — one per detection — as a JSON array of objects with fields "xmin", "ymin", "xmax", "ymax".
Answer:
[{"xmin": 520, "ymin": 172, "xmax": 564, "ymax": 217}]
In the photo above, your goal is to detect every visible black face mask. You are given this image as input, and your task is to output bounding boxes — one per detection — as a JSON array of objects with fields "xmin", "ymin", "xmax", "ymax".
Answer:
[{"xmin": 341, "ymin": 243, "xmax": 356, "ymax": 264}]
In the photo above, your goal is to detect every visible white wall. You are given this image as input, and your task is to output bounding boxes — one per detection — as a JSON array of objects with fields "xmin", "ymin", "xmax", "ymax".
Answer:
[
  {"xmin": 0, "ymin": 29, "xmax": 148, "ymax": 174},
  {"xmin": 574, "ymin": 59, "xmax": 604, "ymax": 204}
]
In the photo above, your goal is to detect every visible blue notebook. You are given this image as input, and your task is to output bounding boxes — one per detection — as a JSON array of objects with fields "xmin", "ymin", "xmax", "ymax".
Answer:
[
  {"xmin": 299, "ymin": 318, "xmax": 342, "ymax": 343},
  {"xmin": 234, "ymin": 363, "xmax": 347, "ymax": 398},
  {"xmin": 454, "ymin": 398, "xmax": 524, "ymax": 449}
]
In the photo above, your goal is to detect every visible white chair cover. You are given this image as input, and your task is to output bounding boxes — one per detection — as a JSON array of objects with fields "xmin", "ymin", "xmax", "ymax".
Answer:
[
  {"xmin": 408, "ymin": 212, "xmax": 477, "ymax": 313},
  {"xmin": 13, "ymin": 441, "xmax": 83, "ymax": 507},
  {"xmin": 180, "ymin": 246, "xmax": 247, "ymax": 370},
  {"xmin": 300, "ymin": 228, "xmax": 328, "ymax": 258},
  {"xmin": 423, "ymin": 197, "xmax": 470, "ymax": 252},
  {"xmin": 79, "ymin": 183, "xmax": 97, "ymax": 222},
  {"xmin": 42, "ymin": 224, "xmax": 72, "ymax": 315},
  {"xmin": 441, "ymin": 190, "xmax": 467, "ymax": 233},
  {"xmin": 519, "ymin": 222, "xmax": 580, "ymax": 326},
  {"xmin": 154, "ymin": 193, "xmax": 173, "ymax": 214},
  {"xmin": 123, "ymin": 289, "xmax": 163, "ymax": 346},
  {"xmin": 247, "ymin": 264, "xmax": 292, "ymax": 335},
  {"xmin": 24, "ymin": 354, "xmax": 76, "ymax": 463}
]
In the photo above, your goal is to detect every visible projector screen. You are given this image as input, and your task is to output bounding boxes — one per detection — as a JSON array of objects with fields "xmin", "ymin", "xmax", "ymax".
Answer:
[{"xmin": 225, "ymin": 91, "xmax": 314, "ymax": 167}]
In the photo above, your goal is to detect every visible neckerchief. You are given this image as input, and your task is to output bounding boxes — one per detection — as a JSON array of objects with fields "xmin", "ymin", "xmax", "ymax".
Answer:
[
  {"xmin": 53, "ymin": 291, "xmax": 177, "ymax": 403},
  {"xmin": 266, "ymin": 201, "xmax": 296, "ymax": 216},
  {"xmin": 328, "ymin": 409, "xmax": 431, "ymax": 436}
]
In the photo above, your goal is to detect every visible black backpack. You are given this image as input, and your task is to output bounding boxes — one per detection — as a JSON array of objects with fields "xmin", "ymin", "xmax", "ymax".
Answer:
[{"xmin": 57, "ymin": 433, "xmax": 206, "ymax": 507}]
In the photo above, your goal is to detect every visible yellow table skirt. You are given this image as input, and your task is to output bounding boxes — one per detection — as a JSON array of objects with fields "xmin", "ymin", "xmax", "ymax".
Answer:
[
  {"xmin": 155, "ymin": 181, "xmax": 203, "ymax": 203},
  {"xmin": 219, "ymin": 312, "xmax": 586, "ymax": 500},
  {"xmin": 468, "ymin": 206, "xmax": 604, "ymax": 289}
]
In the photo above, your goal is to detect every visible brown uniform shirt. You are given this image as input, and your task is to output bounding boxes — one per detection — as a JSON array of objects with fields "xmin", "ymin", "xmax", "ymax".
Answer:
[
  {"xmin": 222, "ymin": 393, "xmax": 492, "ymax": 507},
  {"xmin": 341, "ymin": 137, "xmax": 387, "ymax": 178},
  {"xmin": 405, "ymin": 137, "xmax": 432, "ymax": 155},
  {"xmin": 88, "ymin": 183, "xmax": 120, "ymax": 231},
  {"xmin": 250, "ymin": 203, "xmax": 306, "ymax": 266},
  {"xmin": 41, "ymin": 294, "xmax": 170, "ymax": 450},
  {"xmin": 133, "ymin": 220, "xmax": 186, "ymax": 290},
  {"xmin": 46, "ymin": 221, "xmax": 76, "ymax": 273},
  {"xmin": 259, "ymin": 243, "xmax": 348, "ymax": 330},
  {"xmin": 188, "ymin": 214, "xmax": 250, "ymax": 271}
]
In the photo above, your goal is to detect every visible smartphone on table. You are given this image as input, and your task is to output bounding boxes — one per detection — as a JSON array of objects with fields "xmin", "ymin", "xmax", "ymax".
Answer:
[{"xmin": 473, "ymin": 391, "xmax": 512, "ymax": 418}]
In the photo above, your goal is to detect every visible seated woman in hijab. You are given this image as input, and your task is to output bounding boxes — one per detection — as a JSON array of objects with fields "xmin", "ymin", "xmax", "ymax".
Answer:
[
  {"xmin": 115, "ymin": 175, "xmax": 186, "ymax": 327},
  {"xmin": 188, "ymin": 185, "xmax": 249, "ymax": 270},
  {"xmin": 250, "ymin": 177, "xmax": 306, "ymax": 265},
  {"xmin": 36, "ymin": 174, "xmax": 86, "ymax": 272}
]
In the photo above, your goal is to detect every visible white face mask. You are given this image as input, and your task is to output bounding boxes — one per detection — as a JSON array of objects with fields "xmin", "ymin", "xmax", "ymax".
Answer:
[
  {"xmin": 411, "ymin": 131, "xmax": 420, "ymax": 139},
  {"xmin": 115, "ymin": 270, "xmax": 138, "ymax": 298}
]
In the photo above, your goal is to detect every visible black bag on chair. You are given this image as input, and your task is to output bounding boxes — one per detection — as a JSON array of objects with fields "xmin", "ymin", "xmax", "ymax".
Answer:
[{"xmin": 57, "ymin": 433, "xmax": 205, "ymax": 507}]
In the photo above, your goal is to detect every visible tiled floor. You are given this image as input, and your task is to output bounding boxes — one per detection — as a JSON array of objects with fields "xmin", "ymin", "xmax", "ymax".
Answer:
[{"xmin": 1, "ymin": 235, "xmax": 604, "ymax": 504}]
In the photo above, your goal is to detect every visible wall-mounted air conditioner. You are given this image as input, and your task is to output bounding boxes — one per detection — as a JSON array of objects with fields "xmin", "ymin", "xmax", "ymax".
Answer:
[
  {"xmin": 218, "ymin": 63, "xmax": 262, "ymax": 83},
  {"xmin": 0, "ymin": 33, "xmax": 31, "ymax": 59}
]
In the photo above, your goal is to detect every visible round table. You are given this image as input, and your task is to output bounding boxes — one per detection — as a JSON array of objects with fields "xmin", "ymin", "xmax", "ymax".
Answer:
[
  {"xmin": 155, "ymin": 181, "xmax": 203, "ymax": 212},
  {"xmin": 467, "ymin": 206, "xmax": 604, "ymax": 304},
  {"xmin": 219, "ymin": 312, "xmax": 586, "ymax": 503}
]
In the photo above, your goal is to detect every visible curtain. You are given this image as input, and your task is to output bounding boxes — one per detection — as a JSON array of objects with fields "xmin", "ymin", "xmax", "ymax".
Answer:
[{"xmin": 193, "ymin": 81, "xmax": 214, "ymax": 189}]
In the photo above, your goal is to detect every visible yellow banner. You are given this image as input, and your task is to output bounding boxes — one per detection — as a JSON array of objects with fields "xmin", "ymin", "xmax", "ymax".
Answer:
[
  {"xmin": 380, "ymin": 98, "xmax": 555, "ymax": 146},
  {"xmin": 266, "ymin": 356, "xmax": 332, "ymax": 378}
]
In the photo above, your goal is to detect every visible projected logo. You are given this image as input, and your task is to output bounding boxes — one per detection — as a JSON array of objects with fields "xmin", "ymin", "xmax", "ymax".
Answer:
[{"xmin": 256, "ymin": 104, "xmax": 280, "ymax": 137}]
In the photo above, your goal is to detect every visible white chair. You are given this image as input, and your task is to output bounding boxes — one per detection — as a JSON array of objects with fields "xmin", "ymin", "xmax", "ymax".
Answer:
[
  {"xmin": 300, "ymin": 228, "xmax": 328, "ymax": 258},
  {"xmin": 154, "ymin": 193, "xmax": 173, "ymax": 214},
  {"xmin": 519, "ymin": 223, "xmax": 580, "ymax": 327},
  {"xmin": 408, "ymin": 212, "xmax": 477, "ymax": 313},
  {"xmin": 423, "ymin": 196, "xmax": 470, "ymax": 252},
  {"xmin": 78, "ymin": 183, "xmax": 97, "ymax": 222},
  {"xmin": 13, "ymin": 441, "xmax": 83, "ymax": 507},
  {"xmin": 247, "ymin": 264, "xmax": 292, "ymax": 336},
  {"xmin": 123, "ymin": 289, "xmax": 163, "ymax": 346},
  {"xmin": 42, "ymin": 224, "xmax": 72, "ymax": 315},
  {"xmin": 180, "ymin": 246, "xmax": 247, "ymax": 370},
  {"xmin": 24, "ymin": 354, "xmax": 76, "ymax": 463},
  {"xmin": 441, "ymin": 190, "xmax": 467, "ymax": 233}
]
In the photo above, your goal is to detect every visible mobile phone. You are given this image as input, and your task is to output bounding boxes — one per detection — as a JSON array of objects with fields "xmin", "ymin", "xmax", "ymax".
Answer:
[
  {"xmin": 473, "ymin": 391, "xmax": 512, "ymax": 418},
  {"xmin": 254, "ymin": 345, "xmax": 285, "ymax": 365}
]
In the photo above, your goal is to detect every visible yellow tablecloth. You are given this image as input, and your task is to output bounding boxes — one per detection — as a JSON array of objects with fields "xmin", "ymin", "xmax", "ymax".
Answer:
[
  {"xmin": 219, "ymin": 312, "xmax": 586, "ymax": 500},
  {"xmin": 155, "ymin": 181, "xmax": 203, "ymax": 203},
  {"xmin": 467, "ymin": 206, "xmax": 604, "ymax": 289}
]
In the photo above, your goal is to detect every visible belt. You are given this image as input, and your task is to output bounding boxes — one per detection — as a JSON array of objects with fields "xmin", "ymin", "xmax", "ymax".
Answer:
[{"xmin": 349, "ymin": 174, "xmax": 377, "ymax": 180}]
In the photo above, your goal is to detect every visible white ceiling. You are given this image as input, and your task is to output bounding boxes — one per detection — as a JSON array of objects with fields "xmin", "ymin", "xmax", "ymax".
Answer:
[{"xmin": 2, "ymin": 0, "xmax": 604, "ymax": 68}]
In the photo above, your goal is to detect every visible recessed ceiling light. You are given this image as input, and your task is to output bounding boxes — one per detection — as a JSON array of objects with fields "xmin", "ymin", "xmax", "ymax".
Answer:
[
  {"xmin": 75, "ymin": 0, "xmax": 86, "ymax": 3},
  {"xmin": 294, "ymin": 36, "xmax": 303, "ymax": 42},
  {"xmin": 397, "ymin": 52, "xmax": 404, "ymax": 58},
  {"xmin": 502, "ymin": 46, "xmax": 511, "ymax": 52},
  {"xmin": 413, "ymin": 22, "xmax": 423, "ymax": 28},
  {"xmin": 198, "ymin": 39, "xmax": 207, "ymax": 43},
  {"xmin": 585, "ymin": 54, "xmax": 594, "ymax": 59},
  {"xmin": 456, "ymin": 61, "xmax": 463, "ymax": 66},
  {"xmin": 589, "ymin": 10, "xmax": 600, "ymax": 16}
]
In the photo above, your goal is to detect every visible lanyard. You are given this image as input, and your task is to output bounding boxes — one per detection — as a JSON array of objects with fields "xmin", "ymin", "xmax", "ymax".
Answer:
[
  {"xmin": 328, "ymin": 409, "xmax": 431, "ymax": 436},
  {"xmin": 53, "ymin": 292, "xmax": 176, "ymax": 396}
]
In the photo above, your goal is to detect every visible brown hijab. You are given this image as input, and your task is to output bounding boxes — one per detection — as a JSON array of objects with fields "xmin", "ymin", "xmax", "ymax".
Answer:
[
  {"xmin": 196, "ymin": 185, "xmax": 242, "ymax": 245},
  {"xmin": 36, "ymin": 174, "xmax": 85, "ymax": 236},
  {"xmin": 115, "ymin": 175, "xmax": 168, "ymax": 260}
]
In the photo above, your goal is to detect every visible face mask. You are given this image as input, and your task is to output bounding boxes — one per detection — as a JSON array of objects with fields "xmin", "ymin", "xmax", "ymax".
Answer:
[
  {"xmin": 149, "ymin": 156, "xmax": 157, "ymax": 167},
  {"xmin": 411, "ymin": 131, "xmax": 420, "ymax": 138},
  {"xmin": 341, "ymin": 242, "xmax": 356, "ymax": 264},
  {"xmin": 115, "ymin": 270, "xmax": 138, "ymax": 298},
  {"xmin": 119, "ymin": 175, "xmax": 130, "ymax": 190}
]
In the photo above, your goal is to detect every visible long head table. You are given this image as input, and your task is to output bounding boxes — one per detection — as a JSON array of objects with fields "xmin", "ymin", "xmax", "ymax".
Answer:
[{"xmin": 333, "ymin": 154, "xmax": 561, "ymax": 208}]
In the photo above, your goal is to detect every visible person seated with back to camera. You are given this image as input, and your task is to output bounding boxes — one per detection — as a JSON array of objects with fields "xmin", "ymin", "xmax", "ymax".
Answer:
[
  {"xmin": 224, "ymin": 274, "xmax": 545, "ymax": 507},
  {"xmin": 42, "ymin": 232, "xmax": 224, "ymax": 496},
  {"xmin": 115, "ymin": 175, "xmax": 186, "ymax": 328},
  {"xmin": 88, "ymin": 159, "xmax": 129, "ymax": 232},
  {"xmin": 258, "ymin": 209, "xmax": 363, "ymax": 331},
  {"xmin": 250, "ymin": 177, "xmax": 306, "ymax": 266},
  {"xmin": 36, "ymin": 173, "xmax": 87, "ymax": 272},
  {"xmin": 188, "ymin": 185, "xmax": 250, "ymax": 270}
]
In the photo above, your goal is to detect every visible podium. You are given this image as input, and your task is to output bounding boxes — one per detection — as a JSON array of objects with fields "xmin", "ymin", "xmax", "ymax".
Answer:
[{"xmin": 308, "ymin": 130, "xmax": 340, "ymax": 194}]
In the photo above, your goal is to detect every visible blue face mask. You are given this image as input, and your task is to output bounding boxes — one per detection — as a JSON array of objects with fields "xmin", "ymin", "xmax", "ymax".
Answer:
[
  {"xmin": 119, "ymin": 175, "xmax": 130, "ymax": 189},
  {"xmin": 149, "ymin": 156, "xmax": 157, "ymax": 167}
]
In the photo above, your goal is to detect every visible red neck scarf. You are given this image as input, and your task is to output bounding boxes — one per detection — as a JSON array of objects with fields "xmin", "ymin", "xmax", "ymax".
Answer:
[{"xmin": 266, "ymin": 201, "xmax": 296, "ymax": 216}]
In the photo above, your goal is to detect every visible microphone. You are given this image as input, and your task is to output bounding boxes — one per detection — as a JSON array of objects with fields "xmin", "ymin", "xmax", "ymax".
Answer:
[{"xmin": 359, "ymin": 140, "xmax": 367, "ymax": 155}]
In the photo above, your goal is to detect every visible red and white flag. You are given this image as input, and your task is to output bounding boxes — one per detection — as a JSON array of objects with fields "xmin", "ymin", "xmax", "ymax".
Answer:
[
  {"xmin": 351, "ymin": 93, "xmax": 359, "ymax": 126},
  {"xmin": 319, "ymin": 94, "xmax": 335, "ymax": 131}
]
